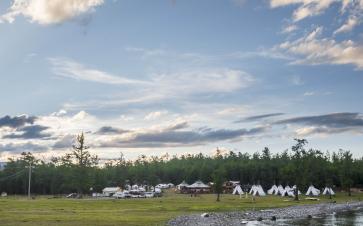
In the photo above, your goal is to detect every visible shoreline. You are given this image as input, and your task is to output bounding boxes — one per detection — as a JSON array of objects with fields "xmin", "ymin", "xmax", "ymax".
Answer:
[{"xmin": 167, "ymin": 201, "xmax": 363, "ymax": 226}]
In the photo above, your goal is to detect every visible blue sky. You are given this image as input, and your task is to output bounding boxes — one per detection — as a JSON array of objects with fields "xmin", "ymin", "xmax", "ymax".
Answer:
[{"xmin": 0, "ymin": 0, "xmax": 363, "ymax": 160}]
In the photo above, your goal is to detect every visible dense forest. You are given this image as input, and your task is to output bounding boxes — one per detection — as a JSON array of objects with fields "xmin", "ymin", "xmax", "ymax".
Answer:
[{"xmin": 0, "ymin": 135, "xmax": 362, "ymax": 195}]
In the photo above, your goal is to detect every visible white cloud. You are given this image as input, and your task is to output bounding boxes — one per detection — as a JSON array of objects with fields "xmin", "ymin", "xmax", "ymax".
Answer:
[
  {"xmin": 144, "ymin": 111, "xmax": 168, "ymax": 121},
  {"xmin": 334, "ymin": 16, "xmax": 360, "ymax": 34},
  {"xmin": 217, "ymin": 106, "xmax": 248, "ymax": 116},
  {"xmin": 50, "ymin": 58, "xmax": 148, "ymax": 85},
  {"xmin": 303, "ymin": 91, "xmax": 315, "ymax": 96},
  {"xmin": 153, "ymin": 69, "xmax": 254, "ymax": 95},
  {"xmin": 282, "ymin": 24, "xmax": 298, "ymax": 33},
  {"xmin": 0, "ymin": 0, "xmax": 104, "ymax": 25},
  {"xmin": 270, "ymin": 0, "xmax": 336, "ymax": 21},
  {"xmin": 278, "ymin": 27, "xmax": 363, "ymax": 69}
]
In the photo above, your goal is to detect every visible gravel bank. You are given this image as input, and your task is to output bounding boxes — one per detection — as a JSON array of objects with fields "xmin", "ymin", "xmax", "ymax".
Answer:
[{"xmin": 168, "ymin": 202, "xmax": 363, "ymax": 226}]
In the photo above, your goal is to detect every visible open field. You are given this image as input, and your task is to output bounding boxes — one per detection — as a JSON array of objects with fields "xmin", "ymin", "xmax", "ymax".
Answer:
[{"xmin": 0, "ymin": 191, "xmax": 363, "ymax": 226}]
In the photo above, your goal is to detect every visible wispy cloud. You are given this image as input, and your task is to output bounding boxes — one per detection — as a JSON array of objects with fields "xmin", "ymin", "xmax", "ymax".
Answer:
[
  {"xmin": 235, "ymin": 113, "xmax": 284, "ymax": 123},
  {"xmin": 270, "ymin": 0, "xmax": 336, "ymax": 22},
  {"xmin": 49, "ymin": 58, "xmax": 148, "ymax": 85},
  {"xmin": 334, "ymin": 16, "xmax": 360, "ymax": 34},
  {"xmin": 275, "ymin": 112, "xmax": 363, "ymax": 136},
  {"xmin": 144, "ymin": 111, "xmax": 168, "ymax": 121},
  {"xmin": 98, "ymin": 122, "xmax": 267, "ymax": 148}
]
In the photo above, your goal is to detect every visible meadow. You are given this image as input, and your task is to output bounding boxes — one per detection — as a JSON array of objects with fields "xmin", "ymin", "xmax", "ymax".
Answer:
[{"xmin": 0, "ymin": 191, "xmax": 362, "ymax": 226}]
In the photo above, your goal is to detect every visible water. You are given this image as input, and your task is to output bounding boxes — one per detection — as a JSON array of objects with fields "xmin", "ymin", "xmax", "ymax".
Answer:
[{"xmin": 246, "ymin": 210, "xmax": 363, "ymax": 226}]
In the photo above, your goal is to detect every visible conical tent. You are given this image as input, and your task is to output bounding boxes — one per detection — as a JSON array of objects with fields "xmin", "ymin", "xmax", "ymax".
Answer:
[
  {"xmin": 249, "ymin": 185, "xmax": 256, "ymax": 194},
  {"xmin": 281, "ymin": 189, "xmax": 294, "ymax": 197},
  {"xmin": 292, "ymin": 185, "xmax": 302, "ymax": 195},
  {"xmin": 274, "ymin": 185, "xmax": 285, "ymax": 195},
  {"xmin": 267, "ymin": 185, "xmax": 278, "ymax": 195},
  {"xmin": 252, "ymin": 185, "xmax": 266, "ymax": 196},
  {"xmin": 232, "ymin": 185, "xmax": 244, "ymax": 195},
  {"xmin": 305, "ymin": 185, "xmax": 320, "ymax": 196},
  {"xmin": 322, "ymin": 187, "xmax": 335, "ymax": 195}
]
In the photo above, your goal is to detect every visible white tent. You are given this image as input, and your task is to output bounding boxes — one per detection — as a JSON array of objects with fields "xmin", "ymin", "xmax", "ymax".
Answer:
[
  {"xmin": 281, "ymin": 189, "xmax": 295, "ymax": 197},
  {"xmin": 322, "ymin": 187, "xmax": 335, "ymax": 195},
  {"xmin": 125, "ymin": 184, "xmax": 131, "ymax": 191},
  {"xmin": 306, "ymin": 185, "xmax": 320, "ymax": 196},
  {"xmin": 267, "ymin": 185, "xmax": 278, "ymax": 195},
  {"xmin": 187, "ymin": 180, "xmax": 210, "ymax": 189},
  {"xmin": 249, "ymin": 185, "xmax": 256, "ymax": 194},
  {"xmin": 102, "ymin": 187, "xmax": 121, "ymax": 196},
  {"xmin": 292, "ymin": 185, "xmax": 302, "ymax": 195},
  {"xmin": 177, "ymin": 181, "xmax": 189, "ymax": 190},
  {"xmin": 281, "ymin": 185, "xmax": 301, "ymax": 197},
  {"xmin": 274, "ymin": 185, "xmax": 285, "ymax": 195},
  {"xmin": 251, "ymin": 185, "xmax": 266, "ymax": 196},
  {"xmin": 232, "ymin": 185, "xmax": 244, "ymax": 195}
]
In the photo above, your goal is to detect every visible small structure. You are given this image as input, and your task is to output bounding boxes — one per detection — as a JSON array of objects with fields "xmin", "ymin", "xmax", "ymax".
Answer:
[
  {"xmin": 1, "ymin": 192, "xmax": 7, "ymax": 197},
  {"xmin": 223, "ymin": 181, "xmax": 240, "ymax": 193},
  {"xmin": 187, "ymin": 180, "xmax": 211, "ymax": 193},
  {"xmin": 124, "ymin": 184, "xmax": 131, "ymax": 191},
  {"xmin": 177, "ymin": 181, "xmax": 189, "ymax": 193},
  {"xmin": 274, "ymin": 185, "xmax": 285, "ymax": 195},
  {"xmin": 284, "ymin": 185, "xmax": 291, "ymax": 191},
  {"xmin": 250, "ymin": 185, "xmax": 266, "ymax": 196},
  {"xmin": 232, "ymin": 185, "xmax": 244, "ymax": 195},
  {"xmin": 156, "ymin": 183, "xmax": 172, "ymax": 189},
  {"xmin": 322, "ymin": 187, "xmax": 335, "ymax": 196},
  {"xmin": 306, "ymin": 185, "xmax": 320, "ymax": 196},
  {"xmin": 102, "ymin": 187, "xmax": 121, "ymax": 197},
  {"xmin": 267, "ymin": 185, "xmax": 278, "ymax": 195}
]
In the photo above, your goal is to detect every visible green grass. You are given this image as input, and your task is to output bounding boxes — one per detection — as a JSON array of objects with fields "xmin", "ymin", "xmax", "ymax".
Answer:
[{"xmin": 0, "ymin": 191, "xmax": 362, "ymax": 226}]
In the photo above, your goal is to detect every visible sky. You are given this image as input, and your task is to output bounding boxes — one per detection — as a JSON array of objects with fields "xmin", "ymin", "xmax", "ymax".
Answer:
[{"xmin": 0, "ymin": 0, "xmax": 363, "ymax": 161}]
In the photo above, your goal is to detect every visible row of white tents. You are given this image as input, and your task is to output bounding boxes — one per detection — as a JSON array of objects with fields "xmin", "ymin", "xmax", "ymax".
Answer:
[{"xmin": 232, "ymin": 184, "xmax": 335, "ymax": 197}]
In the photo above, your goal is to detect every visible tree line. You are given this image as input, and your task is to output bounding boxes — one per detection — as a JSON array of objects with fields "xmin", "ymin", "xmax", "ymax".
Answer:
[{"xmin": 0, "ymin": 135, "xmax": 362, "ymax": 196}]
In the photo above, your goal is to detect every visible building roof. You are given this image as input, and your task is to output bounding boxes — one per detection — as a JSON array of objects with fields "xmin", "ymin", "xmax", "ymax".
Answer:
[
  {"xmin": 187, "ymin": 180, "xmax": 210, "ymax": 188},
  {"xmin": 178, "ymin": 181, "xmax": 189, "ymax": 187},
  {"xmin": 102, "ymin": 187, "xmax": 121, "ymax": 192}
]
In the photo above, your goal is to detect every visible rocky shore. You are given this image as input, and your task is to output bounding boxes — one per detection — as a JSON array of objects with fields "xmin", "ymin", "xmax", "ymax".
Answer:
[{"xmin": 168, "ymin": 202, "xmax": 363, "ymax": 226}]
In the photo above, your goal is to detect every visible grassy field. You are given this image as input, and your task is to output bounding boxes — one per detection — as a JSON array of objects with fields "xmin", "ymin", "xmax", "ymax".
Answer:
[{"xmin": 0, "ymin": 191, "xmax": 362, "ymax": 226}]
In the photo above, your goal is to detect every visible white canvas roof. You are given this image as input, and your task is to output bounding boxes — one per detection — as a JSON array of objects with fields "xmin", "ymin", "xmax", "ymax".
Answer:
[
  {"xmin": 249, "ymin": 185, "xmax": 256, "ymax": 194},
  {"xmin": 251, "ymin": 185, "xmax": 266, "ymax": 196},
  {"xmin": 267, "ymin": 185, "xmax": 278, "ymax": 195},
  {"xmin": 177, "ymin": 181, "xmax": 189, "ymax": 187},
  {"xmin": 274, "ymin": 185, "xmax": 285, "ymax": 195},
  {"xmin": 306, "ymin": 185, "xmax": 320, "ymax": 196},
  {"xmin": 281, "ymin": 189, "xmax": 294, "ymax": 197},
  {"xmin": 187, "ymin": 180, "xmax": 210, "ymax": 188},
  {"xmin": 322, "ymin": 187, "xmax": 335, "ymax": 195},
  {"xmin": 102, "ymin": 187, "xmax": 121, "ymax": 193},
  {"xmin": 232, "ymin": 185, "xmax": 244, "ymax": 195}
]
